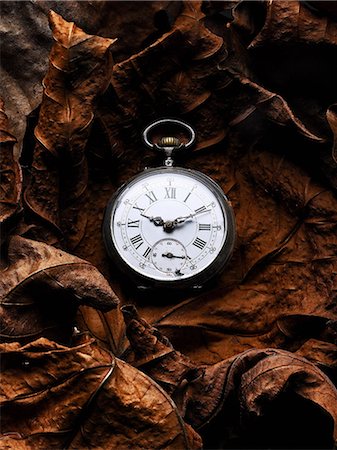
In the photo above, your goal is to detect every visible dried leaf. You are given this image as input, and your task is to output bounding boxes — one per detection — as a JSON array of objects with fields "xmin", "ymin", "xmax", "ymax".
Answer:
[
  {"xmin": 122, "ymin": 305, "xmax": 197, "ymax": 396},
  {"xmin": 249, "ymin": 1, "xmax": 337, "ymax": 48},
  {"xmin": 0, "ymin": 236, "xmax": 118, "ymax": 344},
  {"xmin": 0, "ymin": 335, "xmax": 202, "ymax": 449},
  {"xmin": 0, "ymin": 98, "xmax": 22, "ymax": 240},
  {"xmin": 327, "ymin": 104, "xmax": 337, "ymax": 163},
  {"xmin": 77, "ymin": 305, "xmax": 127, "ymax": 357},
  {"xmin": 23, "ymin": 11, "xmax": 116, "ymax": 248},
  {"xmin": 183, "ymin": 349, "xmax": 337, "ymax": 448},
  {"xmin": 295, "ymin": 339, "xmax": 337, "ymax": 376},
  {"xmin": 227, "ymin": 73, "xmax": 325, "ymax": 141}
]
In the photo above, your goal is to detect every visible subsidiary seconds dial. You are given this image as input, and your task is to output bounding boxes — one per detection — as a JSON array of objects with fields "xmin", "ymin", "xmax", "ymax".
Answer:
[{"xmin": 103, "ymin": 167, "xmax": 235, "ymax": 289}]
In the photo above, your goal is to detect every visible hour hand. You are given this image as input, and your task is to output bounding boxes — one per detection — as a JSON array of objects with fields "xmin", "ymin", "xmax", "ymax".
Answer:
[{"xmin": 141, "ymin": 213, "xmax": 164, "ymax": 226}]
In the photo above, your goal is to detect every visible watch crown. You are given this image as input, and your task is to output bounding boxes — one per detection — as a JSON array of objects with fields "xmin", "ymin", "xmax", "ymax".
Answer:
[{"xmin": 158, "ymin": 136, "xmax": 180, "ymax": 147}]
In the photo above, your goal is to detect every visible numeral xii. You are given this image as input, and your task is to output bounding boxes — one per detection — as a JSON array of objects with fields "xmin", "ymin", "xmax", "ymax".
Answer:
[{"xmin": 165, "ymin": 187, "xmax": 176, "ymax": 199}]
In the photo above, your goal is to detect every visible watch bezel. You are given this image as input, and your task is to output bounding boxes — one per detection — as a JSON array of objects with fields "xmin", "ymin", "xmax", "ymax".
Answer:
[{"xmin": 102, "ymin": 166, "xmax": 236, "ymax": 290}]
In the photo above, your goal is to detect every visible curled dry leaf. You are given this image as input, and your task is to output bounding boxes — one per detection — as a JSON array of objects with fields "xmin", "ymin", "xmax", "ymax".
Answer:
[
  {"xmin": 226, "ymin": 72, "xmax": 324, "ymax": 142},
  {"xmin": 0, "ymin": 335, "xmax": 201, "ymax": 449},
  {"xmin": 295, "ymin": 339, "xmax": 337, "ymax": 380},
  {"xmin": 249, "ymin": 0, "xmax": 337, "ymax": 48},
  {"xmin": 0, "ymin": 98, "xmax": 22, "ymax": 241},
  {"xmin": 122, "ymin": 305, "xmax": 197, "ymax": 396},
  {"xmin": 327, "ymin": 104, "xmax": 337, "ymax": 163},
  {"xmin": 0, "ymin": 236, "xmax": 118, "ymax": 345},
  {"xmin": 183, "ymin": 348, "xmax": 337, "ymax": 448},
  {"xmin": 230, "ymin": 0, "xmax": 337, "ymax": 141},
  {"xmin": 23, "ymin": 10, "xmax": 116, "ymax": 248}
]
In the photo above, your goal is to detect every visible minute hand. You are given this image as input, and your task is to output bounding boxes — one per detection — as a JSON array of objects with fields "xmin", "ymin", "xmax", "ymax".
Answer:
[{"xmin": 173, "ymin": 209, "xmax": 211, "ymax": 225}]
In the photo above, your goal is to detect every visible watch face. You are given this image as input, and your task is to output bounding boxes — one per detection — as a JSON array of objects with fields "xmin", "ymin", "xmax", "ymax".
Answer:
[{"xmin": 103, "ymin": 167, "xmax": 235, "ymax": 288}]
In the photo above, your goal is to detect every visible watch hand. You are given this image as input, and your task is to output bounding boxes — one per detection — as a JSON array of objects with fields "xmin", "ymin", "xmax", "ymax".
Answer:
[
  {"xmin": 173, "ymin": 209, "xmax": 211, "ymax": 225},
  {"xmin": 140, "ymin": 213, "xmax": 164, "ymax": 226},
  {"xmin": 162, "ymin": 252, "xmax": 191, "ymax": 260}
]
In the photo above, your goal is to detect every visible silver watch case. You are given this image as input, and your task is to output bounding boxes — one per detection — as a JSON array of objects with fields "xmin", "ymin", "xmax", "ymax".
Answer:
[{"xmin": 102, "ymin": 166, "xmax": 236, "ymax": 290}]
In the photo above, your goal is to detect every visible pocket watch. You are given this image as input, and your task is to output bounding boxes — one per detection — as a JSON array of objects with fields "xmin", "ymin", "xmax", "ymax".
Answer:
[{"xmin": 103, "ymin": 119, "xmax": 236, "ymax": 290}]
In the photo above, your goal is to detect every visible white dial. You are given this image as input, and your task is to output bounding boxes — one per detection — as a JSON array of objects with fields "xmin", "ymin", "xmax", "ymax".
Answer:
[{"xmin": 105, "ymin": 168, "xmax": 233, "ymax": 284}]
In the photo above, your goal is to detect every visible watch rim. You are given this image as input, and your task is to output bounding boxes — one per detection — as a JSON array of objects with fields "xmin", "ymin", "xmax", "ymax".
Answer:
[{"xmin": 102, "ymin": 166, "xmax": 236, "ymax": 290}]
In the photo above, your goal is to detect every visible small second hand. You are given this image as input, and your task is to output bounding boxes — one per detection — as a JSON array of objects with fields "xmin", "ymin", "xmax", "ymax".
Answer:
[{"xmin": 162, "ymin": 252, "xmax": 191, "ymax": 260}]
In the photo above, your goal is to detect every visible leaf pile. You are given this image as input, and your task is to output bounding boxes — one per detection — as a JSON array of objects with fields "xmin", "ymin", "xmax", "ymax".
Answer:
[
  {"xmin": 0, "ymin": 335, "xmax": 201, "ymax": 449},
  {"xmin": 1, "ymin": 1, "xmax": 337, "ymax": 448},
  {"xmin": 0, "ymin": 98, "xmax": 21, "ymax": 242}
]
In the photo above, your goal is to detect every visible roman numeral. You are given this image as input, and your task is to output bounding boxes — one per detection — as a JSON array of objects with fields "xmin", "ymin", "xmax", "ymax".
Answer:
[
  {"xmin": 143, "ymin": 247, "xmax": 151, "ymax": 258},
  {"xmin": 130, "ymin": 234, "xmax": 143, "ymax": 249},
  {"xmin": 195, "ymin": 206, "xmax": 207, "ymax": 214},
  {"xmin": 145, "ymin": 191, "xmax": 157, "ymax": 204},
  {"xmin": 127, "ymin": 220, "xmax": 140, "ymax": 228},
  {"xmin": 198, "ymin": 223, "xmax": 211, "ymax": 231},
  {"xmin": 133, "ymin": 204, "xmax": 144, "ymax": 212},
  {"xmin": 165, "ymin": 187, "xmax": 176, "ymax": 199},
  {"xmin": 193, "ymin": 237, "xmax": 206, "ymax": 250}
]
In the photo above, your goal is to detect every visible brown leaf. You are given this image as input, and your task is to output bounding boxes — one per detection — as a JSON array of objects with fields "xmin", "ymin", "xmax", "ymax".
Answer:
[
  {"xmin": 183, "ymin": 349, "xmax": 337, "ymax": 448},
  {"xmin": 0, "ymin": 236, "xmax": 118, "ymax": 345},
  {"xmin": 0, "ymin": 98, "xmax": 22, "ymax": 240},
  {"xmin": 295, "ymin": 339, "xmax": 337, "ymax": 376},
  {"xmin": 121, "ymin": 305, "xmax": 197, "ymax": 396},
  {"xmin": 0, "ymin": 335, "xmax": 202, "ymax": 449},
  {"xmin": 327, "ymin": 104, "xmax": 337, "ymax": 163},
  {"xmin": 228, "ymin": 0, "xmax": 337, "ymax": 142},
  {"xmin": 77, "ymin": 305, "xmax": 127, "ymax": 357},
  {"xmin": 249, "ymin": 1, "xmax": 337, "ymax": 48},
  {"xmin": 23, "ymin": 11, "xmax": 116, "ymax": 248},
  {"xmin": 227, "ymin": 73, "xmax": 325, "ymax": 141}
]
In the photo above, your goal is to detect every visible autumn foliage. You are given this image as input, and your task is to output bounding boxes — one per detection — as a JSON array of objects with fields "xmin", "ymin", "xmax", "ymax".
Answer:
[{"xmin": 1, "ymin": 1, "xmax": 337, "ymax": 448}]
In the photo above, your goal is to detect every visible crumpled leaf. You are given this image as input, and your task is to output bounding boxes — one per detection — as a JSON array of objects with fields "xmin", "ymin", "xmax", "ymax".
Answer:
[
  {"xmin": 0, "ymin": 335, "xmax": 202, "ymax": 449},
  {"xmin": 0, "ymin": 236, "xmax": 118, "ymax": 345},
  {"xmin": 226, "ymin": 72, "xmax": 324, "ymax": 141},
  {"xmin": 327, "ymin": 104, "xmax": 337, "ymax": 163},
  {"xmin": 183, "ymin": 348, "xmax": 337, "ymax": 448},
  {"xmin": 295, "ymin": 339, "xmax": 337, "ymax": 386},
  {"xmin": 0, "ymin": 98, "xmax": 22, "ymax": 241},
  {"xmin": 0, "ymin": 1, "xmax": 175, "ymax": 154},
  {"xmin": 230, "ymin": 0, "xmax": 337, "ymax": 142},
  {"xmin": 249, "ymin": 0, "xmax": 337, "ymax": 48},
  {"xmin": 77, "ymin": 305, "xmax": 127, "ymax": 357},
  {"xmin": 23, "ymin": 11, "xmax": 116, "ymax": 248},
  {"xmin": 122, "ymin": 305, "xmax": 197, "ymax": 396}
]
